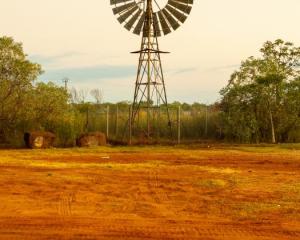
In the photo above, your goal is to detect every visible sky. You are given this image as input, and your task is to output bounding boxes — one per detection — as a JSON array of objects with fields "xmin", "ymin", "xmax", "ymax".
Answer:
[{"xmin": 1, "ymin": 0, "xmax": 300, "ymax": 103}]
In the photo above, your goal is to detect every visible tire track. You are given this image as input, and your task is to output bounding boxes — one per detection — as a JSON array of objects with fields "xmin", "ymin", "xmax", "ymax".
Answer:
[
  {"xmin": 0, "ymin": 219, "xmax": 299, "ymax": 240},
  {"xmin": 57, "ymin": 191, "xmax": 77, "ymax": 218}
]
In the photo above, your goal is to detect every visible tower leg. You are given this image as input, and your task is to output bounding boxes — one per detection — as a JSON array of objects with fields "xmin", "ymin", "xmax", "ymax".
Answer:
[{"xmin": 129, "ymin": 0, "xmax": 172, "ymax": 143}]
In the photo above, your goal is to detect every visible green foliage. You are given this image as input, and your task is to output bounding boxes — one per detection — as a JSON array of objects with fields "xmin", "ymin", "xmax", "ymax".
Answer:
[
  {"xmin": 0, "ymin": 36, "xmax": 42, "ymax": 143},
  {"xmin": 27, "ymin": 82, "xmax": 69, "ymax": 129},
  {"xmin": 220, "ymin": 39, "xmax": 300, "ymax": 143},
  {"xmin": 0, "ymin": 36, "xmax": 75, "ymax": 146}
]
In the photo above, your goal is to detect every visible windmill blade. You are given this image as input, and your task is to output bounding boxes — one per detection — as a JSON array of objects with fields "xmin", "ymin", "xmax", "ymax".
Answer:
[
  {"xmin": 158, "ymin": 11, "xmax": 171, "ymax": 35},
  {"xmin": 124, "ymin": 9, "xmax": 143, "ymax": 31},
  {"xmin": 110, "ymin": 0, "xmax": 133, "ymax": 5},
  {"xmin": 112, "ymin": 2, "xmax": 136, "ymax": 15},
  {"xmin": 133, "ymin": 13, "xmax": 146, "ymax": 35},
  {"xmin": 168, "ymin": 0, "xmax": 192, "ymax": 15},
  {"xmin": 117, "ymin": 5, "xmax": 139, "ymax": 24},
  {"xmin": 162, "ymin": 9, "xmax": 180, "ymax": 30},
  {"xmin": 153, "ymin": 13, "xmax": 161, "ymax": 37},
  {"xmin": 173, "ymin": 0, "xmax": 194, "ymax": 4},
  {"xmin": 165, "ymin": 5, "xmax": 187, "ymax": 23},
  {"xmin": 111, "ymin": 0, "xmax": 194, "ymax": 36}
]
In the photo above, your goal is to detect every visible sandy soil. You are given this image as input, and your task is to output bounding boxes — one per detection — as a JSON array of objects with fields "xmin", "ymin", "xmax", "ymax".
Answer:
[{"xmin": 0, "ymin": 146, "xmax": 299, "ymax": 239}]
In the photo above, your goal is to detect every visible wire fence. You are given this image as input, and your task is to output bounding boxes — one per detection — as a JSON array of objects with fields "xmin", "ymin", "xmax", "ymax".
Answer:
[{"xmin": 78, "ymin": 105, "xmax": 222, "ymax": 144}]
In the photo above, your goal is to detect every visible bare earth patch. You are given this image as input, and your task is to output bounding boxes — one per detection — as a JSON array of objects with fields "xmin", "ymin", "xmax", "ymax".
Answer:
[{"xmin": 0, "ymin": 145, "xmax": 299, "ymax": 239}]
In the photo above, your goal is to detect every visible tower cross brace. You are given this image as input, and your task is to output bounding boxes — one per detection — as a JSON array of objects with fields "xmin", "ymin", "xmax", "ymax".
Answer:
[{"xmin": 129, "ymin": 0, "xmax": 172, "ymax": 142}]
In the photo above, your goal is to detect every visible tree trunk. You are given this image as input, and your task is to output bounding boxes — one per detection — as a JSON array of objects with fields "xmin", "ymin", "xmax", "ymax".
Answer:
[{"xmin": 269, "ymin": 109, "xmax": 276, "ymax": 143}]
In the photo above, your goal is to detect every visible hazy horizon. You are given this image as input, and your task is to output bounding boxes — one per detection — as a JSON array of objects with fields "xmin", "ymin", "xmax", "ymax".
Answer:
[{"xmin": 1, "ymin": 0, "xmax": 300, "ymax": 103}]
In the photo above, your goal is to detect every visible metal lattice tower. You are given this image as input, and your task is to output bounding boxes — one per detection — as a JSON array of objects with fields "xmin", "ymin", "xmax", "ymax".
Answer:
[
  {"xmin": 130, "ymin": 0, "xmax": 171, "ymax": 140},
  {"xmin": 110, "ymin": 0, "xmax": 194, "ymax": 142}
]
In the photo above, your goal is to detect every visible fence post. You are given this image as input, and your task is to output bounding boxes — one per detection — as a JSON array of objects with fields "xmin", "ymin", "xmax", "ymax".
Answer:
[
  {"xmin": 106, "ymin": 105, "xmax": 109, "ymax": 139},
  {"xmin": 85, "ymin": 104, "xmax": 89, "ymax": 132},
  {"xmin": 205, "ymin": 105, "xmax": 208, "ymax": 137},
  {"xmin": 115, "ymin": 105, "xmax": 119, "ymax": 137},
  {"xmin": 129, "ymin": 105, "xmax": 132, "ymax": 145},
  {"xmin": 177, "ymin": 106, "xmax": 181, "ymax": 144}
]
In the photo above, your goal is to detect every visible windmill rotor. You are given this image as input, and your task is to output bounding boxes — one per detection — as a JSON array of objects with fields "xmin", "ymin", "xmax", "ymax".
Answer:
[
  {"xmin": 109, "ymin": 0, "xmax": 194, "ymax": 143},
  {"xmin": 110, "ymin": 0, "xmax": 194, "ymax": 36}
]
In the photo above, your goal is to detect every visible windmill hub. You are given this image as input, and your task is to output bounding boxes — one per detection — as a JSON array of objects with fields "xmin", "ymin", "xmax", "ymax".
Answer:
[
  {"xmin": 110, "ymin": 0, "xmax": 194, "ymax": 143},
  {"xmin": 134, "ymin": 0, "xmax": 169, "ymax": 13}
]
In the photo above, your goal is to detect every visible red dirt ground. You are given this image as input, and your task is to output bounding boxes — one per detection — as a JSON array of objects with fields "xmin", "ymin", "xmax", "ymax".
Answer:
[{"xmin": 0, "ymin": 146, "xmax": 299, "ymax": 239}]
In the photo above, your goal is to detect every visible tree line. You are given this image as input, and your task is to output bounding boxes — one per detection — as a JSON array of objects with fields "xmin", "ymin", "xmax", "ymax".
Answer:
[{"xmin": 0, "ymin": 36, "xmax": 299, "ymax": 147}]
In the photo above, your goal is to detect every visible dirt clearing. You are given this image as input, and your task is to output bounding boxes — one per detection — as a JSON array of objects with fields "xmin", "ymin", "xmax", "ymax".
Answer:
[{"xmin": 0, "ymin": 145, "xmax": 299, "ymax": 239}]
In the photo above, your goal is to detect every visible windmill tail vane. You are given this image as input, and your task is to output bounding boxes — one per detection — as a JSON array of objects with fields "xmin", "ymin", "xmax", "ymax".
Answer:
[{"xmin": 110, "ymin": 0, "xmax": 194, "ymax": 143}]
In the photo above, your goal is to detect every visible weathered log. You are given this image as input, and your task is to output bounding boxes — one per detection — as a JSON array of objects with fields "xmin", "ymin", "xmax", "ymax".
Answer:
[
  {"xmin": 24, "ymin": 131, "xmax": 56, "ymax": 149},
  {"xmin": 76, "ymin": 132, "xmax": 107, "ymax": 147}
]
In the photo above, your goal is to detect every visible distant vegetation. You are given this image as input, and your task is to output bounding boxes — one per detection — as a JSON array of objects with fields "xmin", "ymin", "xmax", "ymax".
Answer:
[{"xmin": 0, "ymin": 37, "xmax": 299, "ymax": 147}]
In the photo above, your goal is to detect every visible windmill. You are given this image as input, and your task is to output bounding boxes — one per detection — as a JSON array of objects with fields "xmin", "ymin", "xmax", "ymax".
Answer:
[{"xmin": 110, "ymin": 0, "xmax": 194, "ymax": 143}]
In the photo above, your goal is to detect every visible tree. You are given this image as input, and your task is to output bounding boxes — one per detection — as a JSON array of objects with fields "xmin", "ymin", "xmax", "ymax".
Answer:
[
  {"xmin": 90, "ymin": 88, "xmax": 103, "ymax": 104},
  {"xmin": 69, "ymin": 87, "xmax": 89, "ymax": 104},
  {"xmin": 220, "ymin": 39, "xmax": 300, "ymax": 143},
  {"xmin": 0, "ymin": 36, "xmax": 42, "ymax": 142},
  {"xmin": 26, "ymin": 82, "xmax": 69, "ymax": 130}
]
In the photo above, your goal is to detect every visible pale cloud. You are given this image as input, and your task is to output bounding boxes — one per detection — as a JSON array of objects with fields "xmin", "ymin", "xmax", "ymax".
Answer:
[
  {"xmin": 29, "ymin": 52, "xmax": 84, "ymax": 68},
  {"xmin": 38, "ymin": 65, "xmax": 136, "ymax": 83},
  {"xmin": 204, "ymin": 65, "xmax": 240, "ymax": 73},
  {"xmin": 171, "ymin": 67, "xmax": 199, "ymax": 75},
  {"xmin": 1, "ymin": 0, "xmax": 300, "ymax": 103}
]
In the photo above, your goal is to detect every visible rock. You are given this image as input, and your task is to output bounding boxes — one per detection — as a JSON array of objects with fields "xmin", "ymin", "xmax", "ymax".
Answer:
[
  {"xmin": 76, "ymin": 132, "xmax": 107, "ymax": 147},
  {"xmin": 24, "ymin": 131, "xmax": 56, "ymax": 149}
]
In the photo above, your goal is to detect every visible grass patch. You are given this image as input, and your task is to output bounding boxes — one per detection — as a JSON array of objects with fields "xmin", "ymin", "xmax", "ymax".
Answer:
[
  {"xmin": 96, "ymin": 161, "xmax": 164, "ymax": 170},
  {"xmin": 231, "ymin": 143, "xmax": 300, "ymax": 153},
  {"xmin": 195, "ymin": 179, "xmax": 227, "ymax": 188},
  {"xmin": 195, "ymin": 166, "xmax": 240, "ymax": 174},
  {"xmin": 1, "ymin": 144, "xmax": 299, "ymax": 158},
  {"xmin": 233, "ymin": 201, "xmax": 282, "ymax": 219},
  {"xmin": 0, "ymin": 156, "xmax": 165, "ymax": 171}
]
